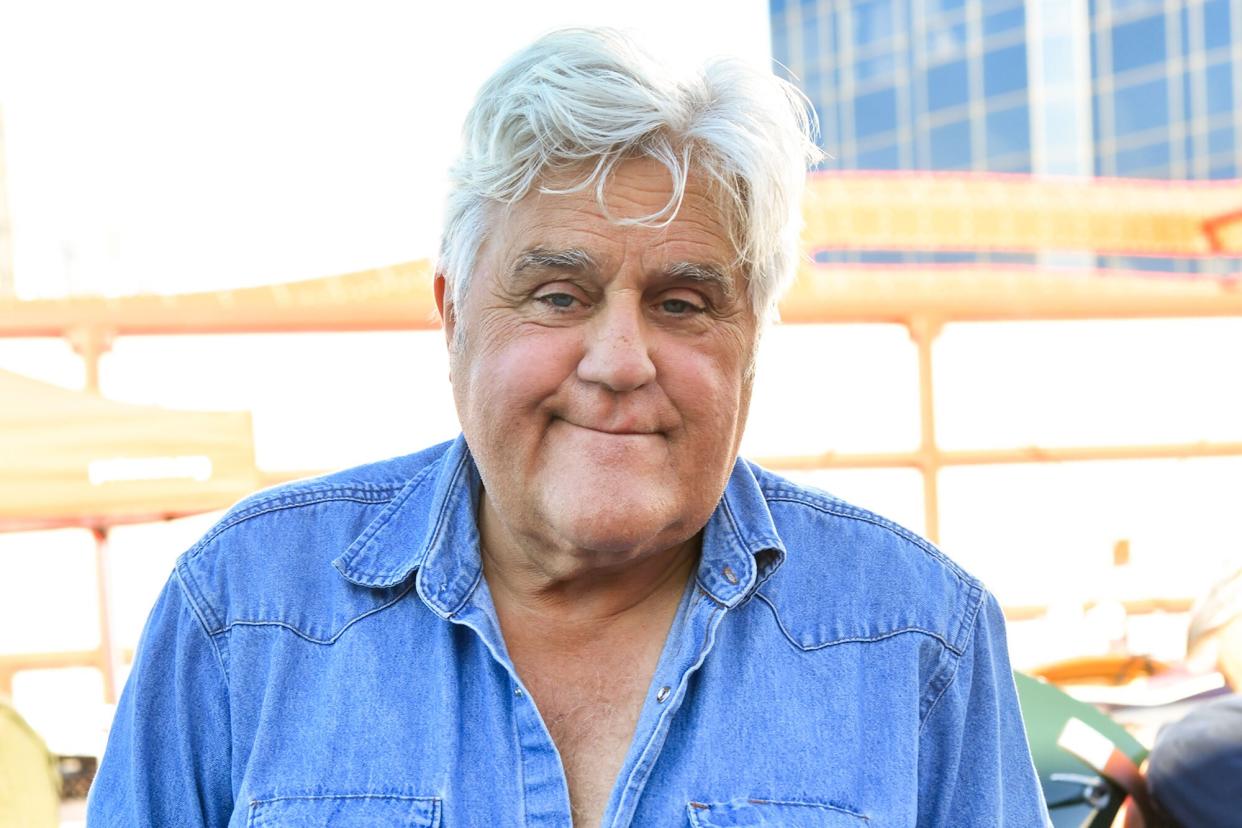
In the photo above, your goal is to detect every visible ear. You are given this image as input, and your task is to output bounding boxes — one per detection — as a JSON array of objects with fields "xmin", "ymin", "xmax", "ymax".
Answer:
[{"xmin": 434, "ymin": 272, "xmax": 456, "ymax": 348}]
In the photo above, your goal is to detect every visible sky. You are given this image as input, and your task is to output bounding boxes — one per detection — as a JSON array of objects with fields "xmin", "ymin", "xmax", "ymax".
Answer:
[{"xmin": 0, "ymin": 0, "xmax": 771, "ymax": 298}]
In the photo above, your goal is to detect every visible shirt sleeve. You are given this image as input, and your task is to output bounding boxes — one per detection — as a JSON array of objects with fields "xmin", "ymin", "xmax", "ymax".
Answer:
[
  {"xmin": 916, "ymin": 590, "xmax": 1050, "ymax": 827},
  {"xmin": 87, "ymin": 572, "xmax": 234, "ymax": 827}
]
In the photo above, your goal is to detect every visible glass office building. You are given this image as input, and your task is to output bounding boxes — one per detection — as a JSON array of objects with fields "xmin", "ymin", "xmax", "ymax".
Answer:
[
  {"xmin": 771, "ymin": 0, "xmax": 1239, "ymax": 268},
  {"xmin": 772, "ymin": 0, "xmax": 1238, "ymax": 178}
]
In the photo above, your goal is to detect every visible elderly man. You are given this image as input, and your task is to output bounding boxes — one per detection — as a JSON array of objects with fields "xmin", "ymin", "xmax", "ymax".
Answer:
[{"xmin": 89, "ymin": 28, "xmax": 1046, "ymax": 827}]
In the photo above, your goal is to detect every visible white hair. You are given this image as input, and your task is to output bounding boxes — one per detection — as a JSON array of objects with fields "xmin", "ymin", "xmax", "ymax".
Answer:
[{"xmin": 437, "ymin": 27, "xmax": 821, "ymax": 325}]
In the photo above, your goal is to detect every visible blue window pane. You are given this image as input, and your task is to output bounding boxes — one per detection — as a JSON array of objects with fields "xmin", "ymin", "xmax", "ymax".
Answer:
[
  {"xmin": 1110, "ymin": 0, "xmax": 1162, "ymax": 13},
  {"xmin": 1209, "ymin": 159, "xmax": 1237, "ymax": 179},
  {"xmin": 855, "ymin": 52, "xmax": 897, "ymax": 83},
  {"xmin": 1182, "ymin": 68, "xmax": 1194, "ymax": 125},
  {"xmin": 1205, "ymin": 0, "xmax": 1231, "ymax": 52},
  {"xmin": 987, "ymin": 154, "xmax": 1032, "ymax": 173},
  {"xmin": 858, "ymin": 251, "xmax": 905, "ymax": 264},
  {"xmin": 927, "ymin": 0, "xmax": 965, "ymax": 12},
  {"xmin": 1114, "ymin": 140, "xmax": 1171, "ymax": 176},
  {"xmin": 771, "ymin": 25, "xmax": 790, "ymax": 66},
  {"xmin": 855, "ymin": 142, "xmax": 900, "ymax": 169},
  {"xmin": 925, "ymin": 21, "xmax": 967, "ymax": 62},
  {"xmin": 986, "ymin": 104, "xmax": 1031, "ymax": 158},
  {"xmin": 984, "ymin": 6, "xmax": 1025, "ymax": 36},
  {"xmin": 930, "ymin": 251, "xmax": 979, "ymax": 264},
  {"xmin": 1208, "ymin": 62, "xmax": 1233, "ymax": 115},
  {"xmin": 1180, "ymin": 4, "xmax": 1191, "ymax": 58},
  {"xmin": 1110, "ymin": 15, "xmax": 1167, "ymax": 75},
  {"xmin": 1209, "ymin": 124, "xmax": 1235, "ymax": 156},
  {"xmin": 1113, "ymin": 78, "xmax": 1169, "ymax": 135},
  {"xmin": 930, "ymin": 119, "xmax": 973, "ymax": 168},
  {"xmin": 1093, "ymin": 89, "xmax": 1106, "ymax": 141},
  {"xmin": 803, "ymin": 69, "xmax": 824, "ymax": 105},
  {"xmin": 853, "ymin": 87, "xmax": 898, "ymax": 137},
  {"xmin": 1114, "ymin": 255, "xmax": 1180, "ymax": 272},
  {"xmin": 927, "ymin": 60, "xmax": 969, "ymax": 111},
  {"xmin": 852, "ymin": 0, "xmax": 895, "ymax": 47},
  {"xmin": 802, "ymin": 11, "xmax": 820, "ymax": 65},
  {"xmin": 984, "ymin": 44, "xmax": 1028, "ymax": 98},
  {"xmin": 772, "ymin": 0, "xmax": 786, "ymax": 13}
]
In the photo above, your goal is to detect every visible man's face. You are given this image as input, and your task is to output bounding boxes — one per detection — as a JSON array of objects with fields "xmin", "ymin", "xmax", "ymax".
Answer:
[{"xmin": 439, "ymin": 157, "xmax": 758, "ymax": 566}]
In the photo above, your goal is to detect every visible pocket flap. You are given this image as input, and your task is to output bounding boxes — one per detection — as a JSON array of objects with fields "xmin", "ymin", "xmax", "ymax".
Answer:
[
  {"xmin": 248, "ymin": 793, "xmax": 441, "ymax": 827},
  {"xmin": 687, "ymin": 797, "xmax": 868, "ymax": 827}
]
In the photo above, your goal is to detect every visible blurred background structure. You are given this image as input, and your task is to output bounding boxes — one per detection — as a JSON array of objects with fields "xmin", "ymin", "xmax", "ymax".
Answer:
[
  {"xmin": 0, "ymin": 1, "xmax": 1240, "ymax": 824},
  {"xmin": 774, "ymin": 0, "xmax": 1238, "ymax": 195}
]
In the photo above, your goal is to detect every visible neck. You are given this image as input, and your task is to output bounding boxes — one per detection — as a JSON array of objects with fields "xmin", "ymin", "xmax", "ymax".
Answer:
[{"xmin": 478, "ymin": 491, "xmax": 699, "ymax": 631}]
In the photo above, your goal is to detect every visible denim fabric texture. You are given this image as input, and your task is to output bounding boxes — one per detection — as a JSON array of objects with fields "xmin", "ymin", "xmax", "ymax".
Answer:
[{"xmin": 88, "ymin": 435, "xmax": 1048, "ymax": 826}]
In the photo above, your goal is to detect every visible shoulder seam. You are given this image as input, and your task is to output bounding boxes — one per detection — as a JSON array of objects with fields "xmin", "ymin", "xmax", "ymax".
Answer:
[
  {"xmin": 917, "ymin": 586, "xmax": 986, "ymax": 733},
  {"xmin": 763, "ymin": 490, "xmax": 976, "ymax": 590},
  {"xmin": 210, "ymin": 581, "xmax": 418, "ymax": 645},
  {"xmin": 172, "ymin": 566, "xmax": 233, "ymax": 686},
  {"xmin": 184, "ymin": 487, "xmax": 403, "ymax": 563},
  {"xmin": 754, "ymin": 591, "xmax": 959, "ymax": 653}
]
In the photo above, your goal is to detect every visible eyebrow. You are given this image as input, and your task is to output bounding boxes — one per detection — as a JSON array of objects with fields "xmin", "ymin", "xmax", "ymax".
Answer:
[
  {"xmin": 509, "ymin": 247, "xmax": 598, "ymax": 280},
  {"xmin": 663, "ymin": 261, "xmax": 737, "ymax": 304},
  {"xmin": 508, "ymin": 246, "xmax": 736, "ymax": 303}
]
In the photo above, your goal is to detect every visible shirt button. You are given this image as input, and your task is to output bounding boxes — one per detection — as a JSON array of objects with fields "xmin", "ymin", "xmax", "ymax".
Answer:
[
  {"xmin": 656, "ymin": 686, "xmax": 671, "ymax": 703},
  {"xmin": 722, "ymin": 565, "xmax": 739, "ymax": 585},
  {"xmin": 514, "ymin": 688, "xmax": 523, "ymax": 697}
]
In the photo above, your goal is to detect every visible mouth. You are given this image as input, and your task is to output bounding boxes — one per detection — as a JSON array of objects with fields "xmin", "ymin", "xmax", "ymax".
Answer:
[{"xmin": 556, "ymin": 417, "xmax": 662, "ymax": 437}]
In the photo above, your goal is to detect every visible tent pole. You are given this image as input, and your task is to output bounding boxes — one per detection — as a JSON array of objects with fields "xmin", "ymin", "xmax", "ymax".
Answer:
[
  {"xmin": 93, "ymin": 527, "xmax": 118, "ymax": 703},
  {"xmin": 67, "ymin": 325, "xmax": 112, "ymax": 395},
  {"xmin": 908, "ymin": 317, "xmax": 943, "ymax": 545}
]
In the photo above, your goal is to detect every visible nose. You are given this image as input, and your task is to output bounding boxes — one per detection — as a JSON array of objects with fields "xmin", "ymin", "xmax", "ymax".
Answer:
[{"xmin": 576, "ymin": 299, "xmax": 657, "ymax": 392}]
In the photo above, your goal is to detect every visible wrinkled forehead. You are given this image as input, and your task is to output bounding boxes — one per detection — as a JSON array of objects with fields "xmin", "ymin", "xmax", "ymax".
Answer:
[
  {"xmin": 547, "ymin": 153, "xmax": 743, "ymax": 227},
  {"xmin": 491, "ymin": 158, "xmax": 743, "ymax": 264}
]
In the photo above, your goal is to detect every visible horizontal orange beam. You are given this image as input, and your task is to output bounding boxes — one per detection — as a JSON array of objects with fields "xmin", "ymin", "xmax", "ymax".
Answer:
[
  {"xmin": 3, "ymin": 261, "xmax": 1241, "ymax": 340},
  {"xmin": 782, "ymin": 263, "xmax": 1242, "ymax": 323},
  {"xmin": 758, "ymin": 441, "xmax": 1242, "ymax": 471},
  {"xmin": 804, "ymin": 171, "xmax": 1242, "ymax": 256},
  {"xmin": 0, "ymin": 649, "xmax": 135, "ymax": 695},
  {"xmin": 0, "ymin": 261, "xmax": 439, "ymax": 337},
  {"xmin": 1005, "ymin": 597, "xmax": 1196, "ymax": 622}
]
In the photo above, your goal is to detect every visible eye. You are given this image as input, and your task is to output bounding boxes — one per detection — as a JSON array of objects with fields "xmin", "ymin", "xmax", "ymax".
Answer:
[
  {"xmin": 535, "ymin": 291, "xmax": 582, "ymax": 310},
  {"xmin": 658, "ymin": 297, "xmax": 705, "ymax": 315}
]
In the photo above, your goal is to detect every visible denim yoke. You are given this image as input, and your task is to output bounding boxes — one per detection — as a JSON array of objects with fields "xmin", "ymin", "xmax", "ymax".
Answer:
[{"xmin": 88, "ymin": 435, "xmax": 1048, "ymax": 827}]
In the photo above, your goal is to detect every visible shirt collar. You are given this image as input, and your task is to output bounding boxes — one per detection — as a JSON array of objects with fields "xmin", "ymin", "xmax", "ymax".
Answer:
[
  {"xmin": 333, "ymin": 434, "xmax": 479, "ymax": 614},
  {"xmin": 333, "ymin": 435, "xmax": 786, "ymax": 613},
  {"xmin": 695, "ymin": 458, "xmax": 787, "ymax": 608}
]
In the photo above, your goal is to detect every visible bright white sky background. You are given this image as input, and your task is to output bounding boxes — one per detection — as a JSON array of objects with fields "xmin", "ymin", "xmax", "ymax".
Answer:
[
  {"xmin": 0, "ymin": 0, "xmax": 771, "ymax": 298},
  {"xmin": 1, "ymin": 0, "xmax": 1242, "ymax": 760}
]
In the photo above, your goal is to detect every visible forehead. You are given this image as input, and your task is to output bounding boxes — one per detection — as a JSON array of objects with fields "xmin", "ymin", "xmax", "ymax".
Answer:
[{"xmin": 487, "ymin": 158, "xmax": 739, "ymax": 276}]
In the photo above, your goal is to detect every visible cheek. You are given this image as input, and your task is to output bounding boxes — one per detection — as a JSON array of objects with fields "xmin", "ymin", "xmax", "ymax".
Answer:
[
  {"xmin": 663, "ymin": 346, "xmax": 748, "ymax": 428},
  {"xmin": 457, "ymin": 327, "xmax": 582, "ymax": 423}
]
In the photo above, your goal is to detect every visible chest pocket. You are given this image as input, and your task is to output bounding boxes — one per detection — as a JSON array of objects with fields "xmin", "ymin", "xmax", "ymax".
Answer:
[
  {"xmin": 688, "ymin": 797, "xmax": 868, "ymax": 827},
  {"xmin": 247, "ymin": 793, "xmax": 441, "ymax": 827}
]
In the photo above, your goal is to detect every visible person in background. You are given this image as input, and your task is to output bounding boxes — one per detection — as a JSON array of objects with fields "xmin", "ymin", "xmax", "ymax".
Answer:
[
  {"xmin": 87, "ymin": 28, "xmax": 1047, "ymax": 826},
  {"xmin": 1145, "ymin": 566, "xmax": 1242, "ymax": 827}
]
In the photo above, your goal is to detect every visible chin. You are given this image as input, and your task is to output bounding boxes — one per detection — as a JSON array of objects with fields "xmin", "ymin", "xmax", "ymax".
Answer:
[{"xmin": 546, "ymin": 495, "xmax": 683, "ymax": 556}]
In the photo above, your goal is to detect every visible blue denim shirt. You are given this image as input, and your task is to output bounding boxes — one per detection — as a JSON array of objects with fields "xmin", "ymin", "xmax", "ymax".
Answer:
[{"xmin": 89, "ymin": 435, "xmax": 1047, "ymax": 826}]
